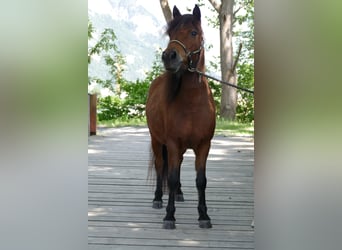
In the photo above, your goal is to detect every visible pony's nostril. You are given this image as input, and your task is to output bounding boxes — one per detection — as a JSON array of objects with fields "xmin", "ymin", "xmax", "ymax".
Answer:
[
  {"xmin": 161, "ymin": 51, "xmax": 167, "ymax": 61},
  {"xmin": 170, "ymin": 50, "xmax": 177, "ymax": 60}
]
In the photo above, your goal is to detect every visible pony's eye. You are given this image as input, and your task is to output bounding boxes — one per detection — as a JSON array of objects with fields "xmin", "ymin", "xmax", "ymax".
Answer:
[{"xmin": 191, "ymin": 30, "xmax": 198, "ymax": 36}]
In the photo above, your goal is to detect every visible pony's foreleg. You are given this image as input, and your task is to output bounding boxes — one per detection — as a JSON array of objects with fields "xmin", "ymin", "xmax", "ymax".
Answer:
[
  {"xmin": 153, "ymin": 174, "xmax": 163, "ymax": 209},
  {"xmin": 175, "ymin": 155, "xmax": 184, "ymax": 202},
  {"xmin": 163, "ymin": 143, "xmax": 181, "ymax": 229},
  {"xmin": 163, "ymin": 168, "xmax": 178, "ymax": 229},
  {"xmin": 195, "ymin": 143, "xmax": 212, "ymax": 229}
]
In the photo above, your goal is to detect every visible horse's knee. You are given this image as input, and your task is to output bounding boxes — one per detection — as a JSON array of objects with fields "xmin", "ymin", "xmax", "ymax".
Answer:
[{"xmin": 196, "ymin": 171, "xmax": 207, "ymax": 190}]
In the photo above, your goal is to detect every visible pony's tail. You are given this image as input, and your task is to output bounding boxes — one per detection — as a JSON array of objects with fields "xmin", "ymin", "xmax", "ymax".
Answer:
[{"xmin": 147, "ymin": 145, "xmax": 156, "ymax": 185}]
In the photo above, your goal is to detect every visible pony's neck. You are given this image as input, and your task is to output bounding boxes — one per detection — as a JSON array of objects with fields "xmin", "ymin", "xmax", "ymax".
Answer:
[{"xmin": 166, "ymin": 50, "xmax": 206, "ymax": 102}]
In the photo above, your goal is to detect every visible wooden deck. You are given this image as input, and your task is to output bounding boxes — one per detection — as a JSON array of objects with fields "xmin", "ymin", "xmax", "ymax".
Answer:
[{"xmin": 88, "ymin": 127, "xmax": 254, "ymax": 249}]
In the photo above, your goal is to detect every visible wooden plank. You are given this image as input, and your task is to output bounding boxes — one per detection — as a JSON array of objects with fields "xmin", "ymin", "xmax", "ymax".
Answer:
[
  {"xmin": 88, "ymin": 221, "xmax": 253, "ymax": 232},
  {"xmin": 88, "ymin": 244, "xmax": 253, "ymax": 250},
  {"xmin": 88, "ymin": 237, "xmax": 254, "ymax": 249},
  {"xmin": 88, "ymin": 226, "xmax": 254, "ymax": 239},
  {"xmin": 88, "ymin": 127, "xmax": 254, "ymax": 249}
]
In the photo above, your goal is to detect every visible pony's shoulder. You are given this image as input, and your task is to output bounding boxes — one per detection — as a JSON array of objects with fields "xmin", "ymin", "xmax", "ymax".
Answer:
[{"xmin": 151, "ymin": 73, "xmax": 168, "ymax": 86}]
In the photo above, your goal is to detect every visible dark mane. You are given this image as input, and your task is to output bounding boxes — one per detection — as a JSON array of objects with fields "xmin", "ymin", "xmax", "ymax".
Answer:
[
  {"xmin": 165, "ymin": 14, "xmax": 203, "ymax": 102},
  {"xmin": 166, "ymin": 14, "xmax": 200, "ymax": 36},
  {"xmin": 167, "ymin": 72, "xmax": 182, "ymax": 102}
]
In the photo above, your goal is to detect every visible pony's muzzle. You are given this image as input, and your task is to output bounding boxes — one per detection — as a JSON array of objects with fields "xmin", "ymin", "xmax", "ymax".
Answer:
[
  {"xmin": 162, "ymin": 49, "xmax": 183, "ymax": 73},
  {"xmin": 162, "ymin": 50, "xmax": 177, "ymax": 61}
]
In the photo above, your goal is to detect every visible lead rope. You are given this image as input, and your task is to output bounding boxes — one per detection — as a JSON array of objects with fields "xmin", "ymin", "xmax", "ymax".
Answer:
[
  {"xmin": 168, "ymin": 40, "xmax": 254, "ymax": 94},
  {"xmin": 190, "ymin": 68, "xmax": 254, "ymax": 94}
]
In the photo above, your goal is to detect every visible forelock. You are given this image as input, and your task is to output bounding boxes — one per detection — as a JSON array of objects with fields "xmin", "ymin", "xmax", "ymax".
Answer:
[{"xmin": 166, "ymin": 14, "xmax": 201, "ymax": 36}]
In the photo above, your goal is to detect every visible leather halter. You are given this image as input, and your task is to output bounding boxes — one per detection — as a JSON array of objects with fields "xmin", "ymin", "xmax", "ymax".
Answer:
[{"xmin": 168, "ymin": 39, "xmax": 203, "ymax": 72}]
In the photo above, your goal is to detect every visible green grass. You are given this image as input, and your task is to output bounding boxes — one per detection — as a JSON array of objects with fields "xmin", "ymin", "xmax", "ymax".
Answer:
[
  {"xmin": 98, "ymin": 117, "xmax": 254, "ymax": 136},
  {"xmin": 98, "ymin": 117, "xmax": 147, "ymax": 128},
  {"xmin": 215, "ymin": 118, "xmax": 254, "ymax": 136}
]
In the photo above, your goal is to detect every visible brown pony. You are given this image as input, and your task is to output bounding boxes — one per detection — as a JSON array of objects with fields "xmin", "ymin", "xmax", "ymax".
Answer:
[{"xmin": 146, "ymin": 5, "xmax": 215, "ymax": 229}]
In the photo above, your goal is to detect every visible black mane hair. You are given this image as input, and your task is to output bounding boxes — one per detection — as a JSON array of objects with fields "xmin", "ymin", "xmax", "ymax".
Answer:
[
  {"xmin": 164, "ymin": 5, "xmax": 203, "ymax": 102},
  {"xmin": 166, "ymin": 72, "xmax": 182, "ymax": 103}
]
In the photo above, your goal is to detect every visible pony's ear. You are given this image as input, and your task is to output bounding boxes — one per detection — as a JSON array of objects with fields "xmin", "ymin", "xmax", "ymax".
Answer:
[
  {"xmin": 173, "ymin": 6, "xmax": 181, "ymax": 18},
  {"xmin": 193, "ymin": 4, "xmax": 201, "ymax": 21}
]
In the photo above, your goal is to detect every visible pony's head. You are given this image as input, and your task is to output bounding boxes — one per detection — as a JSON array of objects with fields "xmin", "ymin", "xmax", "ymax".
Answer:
[{"xmin": 162, "ymin": 5, "xmax": 203, "ymax": 74}]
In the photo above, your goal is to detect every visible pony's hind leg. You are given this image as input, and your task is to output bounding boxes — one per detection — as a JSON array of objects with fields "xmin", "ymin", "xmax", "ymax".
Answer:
[
  {"xmin": 151, "ymin": 140, "xmax": 165, "ymax": 209},
  {"xmin": 175, "ymin": 182, "xmax": 184, "ymax": 202}
]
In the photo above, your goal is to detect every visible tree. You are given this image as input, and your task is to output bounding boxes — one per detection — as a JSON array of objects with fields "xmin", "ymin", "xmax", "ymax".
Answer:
[
  {"xmin": 159, "ymin": 1, "xmax": 233, "ymax": 120},
  {"xmin": 159, "ymin": 0, "xmax": 172, "ymax": 23},
  {"xmin": 88, "ymin": 20, "xmax": 126, "ymax": 93},
  {"xmin": 208, "ymin": 0, "xmax": 236, "ymax": 120},
  {"xmin": 159, "ymin": 0, "xmax": 253, "ymax": 121},
  {"xmin": 206, "ymin": 0, "xmax": 254, "ymax": 122},
  {"xmin": 233, "ymin": 0, "xmax": 254, "ymax": 122}
]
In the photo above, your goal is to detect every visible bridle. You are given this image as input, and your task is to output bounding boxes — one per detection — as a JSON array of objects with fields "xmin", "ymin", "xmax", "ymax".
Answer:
[{"xmin": 168, "ymin": 39, "xmax": 203, "ymax": 72}]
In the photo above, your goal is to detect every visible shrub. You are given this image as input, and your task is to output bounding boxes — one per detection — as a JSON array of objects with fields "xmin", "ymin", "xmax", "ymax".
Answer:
[
  {"xmin": 97, "ymin": 53, "xmax": 163, "ymax": 121},
  {"xmin": 236, "ymin": 63, "xmax": 254, "ymax": 123}
]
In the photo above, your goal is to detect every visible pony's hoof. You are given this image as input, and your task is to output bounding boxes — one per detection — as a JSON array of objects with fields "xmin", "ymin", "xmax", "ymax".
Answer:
[
  {"xmin": 163, "ymin": 220, "xmax": 176, "ymax": 229},
  {"xmin": 175, "ymin": 194, "xmax": 184, "ymax": 202},
  {"xmin": 199, "ymin": 220, "xmax": 212, "ymax": 228},
  {"xmin": 152, "ymin": 200, "xmax": 163, "ymax": 209}
]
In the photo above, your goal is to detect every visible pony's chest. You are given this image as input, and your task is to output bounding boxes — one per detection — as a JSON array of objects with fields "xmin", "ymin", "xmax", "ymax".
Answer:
[
  {"xmin": 161, "ymin": 84, "xmax": 215, "ymax": 145},
  {"xmin": 167, "ymin": 97, "xmax": 214, "ymax": 136},
  {"xmin": 169, "ymin": 95, "xmax": 204, "ymax": 118},
  {"xmin": 166, "ymin": 114, "xmax": 213, "ymax": 149}
]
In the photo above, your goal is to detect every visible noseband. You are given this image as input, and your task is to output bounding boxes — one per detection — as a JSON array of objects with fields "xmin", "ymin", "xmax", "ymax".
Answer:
[{"xmin": 168, "ymin": 39, "xmax": 203, "ymax": 72}]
